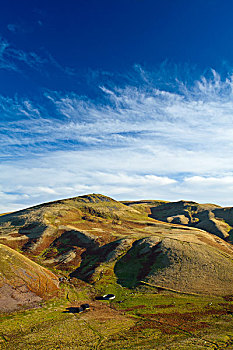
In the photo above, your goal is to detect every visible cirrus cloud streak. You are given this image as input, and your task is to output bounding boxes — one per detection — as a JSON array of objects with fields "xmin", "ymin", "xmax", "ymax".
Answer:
[{"xmin": 1, "ymin": 67, "xmax": 233, "ymax": 211}]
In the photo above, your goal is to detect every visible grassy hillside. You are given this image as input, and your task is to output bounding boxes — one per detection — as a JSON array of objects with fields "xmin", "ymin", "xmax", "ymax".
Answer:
[
  {"xmin": 0, "ymin": 244, "xmax": 59, "ymax": 312},
  {"xmin": 0, "ymin": 194, "xmax": 233, "ymax": 349},
  {"xmin": 143, "ymin": 200, "xmax": 233, "ymax": 242},
  {"xmin": 0, "ymin": 194, "xmax": 233, "ymax": 296},
  {"xmin": 72, "ymin": 233, "xmax": 233, "ymax": 296}
]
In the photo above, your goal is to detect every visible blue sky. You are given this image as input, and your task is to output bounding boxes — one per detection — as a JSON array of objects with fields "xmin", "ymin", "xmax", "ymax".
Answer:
[{"xmin": 1, "ymin": 0, "xmax": 233, "ymax": 211}]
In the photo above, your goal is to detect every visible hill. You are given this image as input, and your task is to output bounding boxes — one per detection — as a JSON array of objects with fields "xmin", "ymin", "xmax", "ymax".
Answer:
[
  {"xmin": 0, "ymin": 194, "xmax": 233, "ymax": 296},
  {"xmin": 144, "ymin": 200, "xmax": 233, "ymax": 242},
  {"xmin": 0, "ymin": 244, "xmax": 59, "ymax": 312}
]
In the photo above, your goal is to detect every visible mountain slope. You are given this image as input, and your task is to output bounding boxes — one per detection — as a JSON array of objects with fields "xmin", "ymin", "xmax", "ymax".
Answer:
[
  {"xmin": 123, "ymin": 199, "xmax": 233, "ymax": 242},
  {"xmin": 0, "ymin": 244, "xmax": 59, "ymax": 312},
  {"xmin": 72, "ymin": 229, "xmax": 233, "ymax": 296},
  {"xmin": 0, "ymin": 194, "xmax": 233, "ymax": 296},
  {"xmin": 146, "ymin": 200, "xmax": 233, "ymax": 242},
  {"xmin": 0, "ymin": 193, "xmax": 144, "ymax": 252}
]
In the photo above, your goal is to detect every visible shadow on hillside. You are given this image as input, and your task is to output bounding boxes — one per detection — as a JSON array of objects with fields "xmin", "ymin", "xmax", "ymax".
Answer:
[
  {"xmin": 70, "ymin": 240, "xmax": 122, "ymax": 281},
  {"xmin": 114, "ymin": 241, "xmax": 162, "ymax": 288}
]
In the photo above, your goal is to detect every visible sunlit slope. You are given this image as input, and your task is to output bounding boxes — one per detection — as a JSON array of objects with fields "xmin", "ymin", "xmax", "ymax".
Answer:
[
  {"xmin": 0, "ymin": 193, "xmax": 145, "ymax": 251},
  {"xmin": 124, "ymin": 199, "xmax": 233, "ymax": 242},
  {"xmin": 0, "ymin": 244, "xmax": 59, "ymax": 312},
  {"xmin": 1, "ymin": 194, "xmax": 233, "ymax": 296},
  {"xmin": 149, "ymin": 200, "xmax": 233, "ymax": 241},
  {"xmin": 72, "ymin": 230, "xmax": 233, "ymax": 296},
  {"xmin": 0, "ymin": 194, "xmax": 155, "ymax": 271}
]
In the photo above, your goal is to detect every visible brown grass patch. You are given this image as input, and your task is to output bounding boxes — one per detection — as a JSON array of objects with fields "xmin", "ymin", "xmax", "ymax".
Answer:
[
  {"xmin": 122, "ymin": 305, "xmax": 146, "ymax": 311},
  {"xmin": 130, "ymin": 306, "xmax": 233, "ymax": 335}
]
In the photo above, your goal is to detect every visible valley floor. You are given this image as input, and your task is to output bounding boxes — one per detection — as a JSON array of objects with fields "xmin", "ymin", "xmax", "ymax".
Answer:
[{"xmin": 0, "ymin": 283, "xmax": 233, "ymax": 350}]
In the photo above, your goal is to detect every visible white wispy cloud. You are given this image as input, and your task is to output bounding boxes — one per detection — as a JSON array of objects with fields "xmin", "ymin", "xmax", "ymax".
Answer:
[
  {"xmin": 1, "ymin": 66, "xmax": 233, "ymax": 210},
  {"xmin": 0, "ymin": 36, "xmax": 45, "ymax": 72},
  {"xmin": 0, "ymin": 35, "xmax": 74, "ymax": 75}
]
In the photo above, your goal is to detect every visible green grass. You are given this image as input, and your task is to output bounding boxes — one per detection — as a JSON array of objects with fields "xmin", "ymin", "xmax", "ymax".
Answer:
[
  {"xmin": 0, "ymin": 280, "xmax": 233, "ymax": 350},
  {"xmin": 105, "ymin": 287, "xmax": 233, "ymax": 350}
]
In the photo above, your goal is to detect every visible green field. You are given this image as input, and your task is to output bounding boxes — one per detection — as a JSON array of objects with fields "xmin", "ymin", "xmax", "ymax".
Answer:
[{"xmin": 1, "ymin": 281, "xmax": 233, "ymax": 350}]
